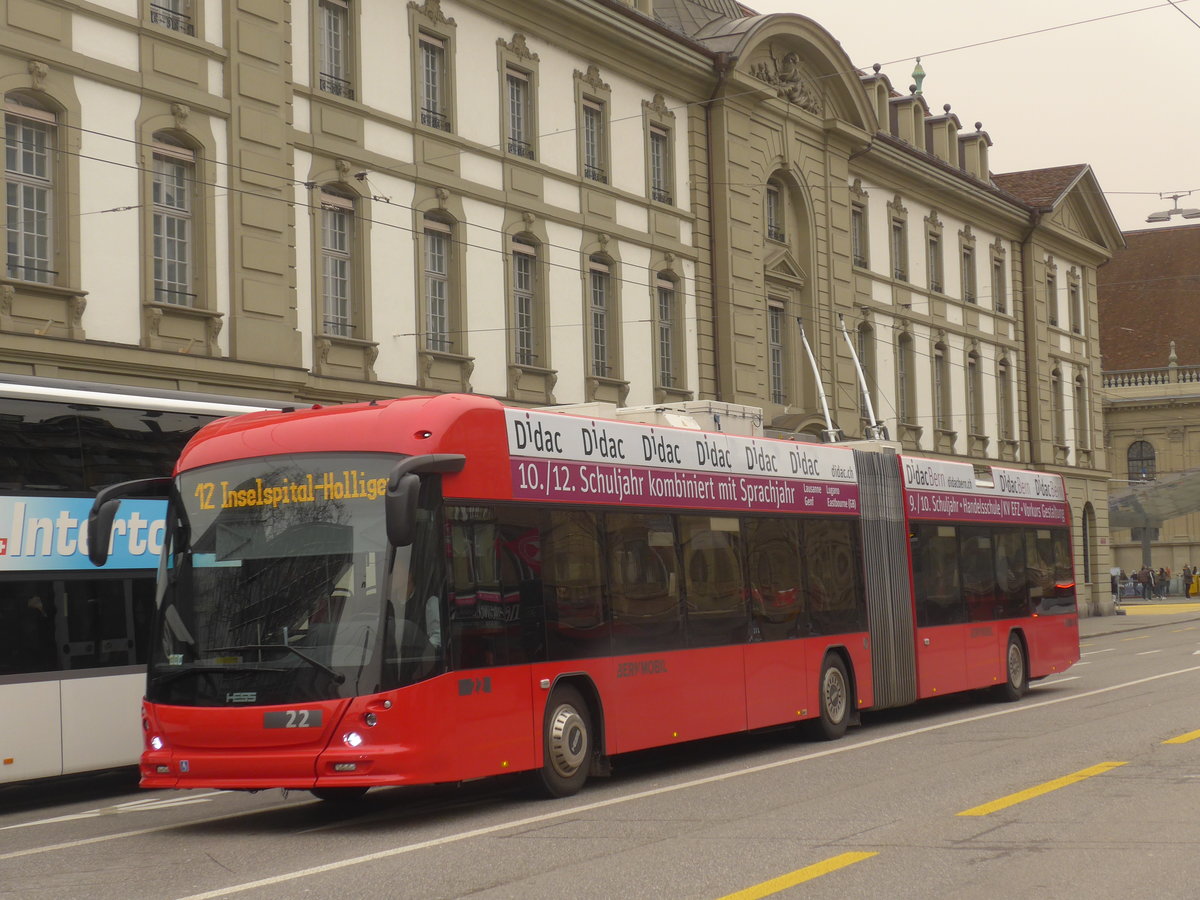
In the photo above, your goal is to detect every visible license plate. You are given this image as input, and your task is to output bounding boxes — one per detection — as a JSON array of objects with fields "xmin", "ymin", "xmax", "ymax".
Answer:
[{"xmin": 263, "ymin": 709, "xmax": 323, "ymax": 729}]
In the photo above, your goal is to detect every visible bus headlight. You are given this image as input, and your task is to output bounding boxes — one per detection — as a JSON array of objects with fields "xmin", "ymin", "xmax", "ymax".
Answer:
[
  {"xmin": 150, "ymin": 736, "xmax": 164, "ymax": 751},
  {"xmin": 342, "ymin": 731, "xmax": 364, "ymax": 748},
  {"xmin": 363, "ymin": 712, "xmax": 378, "ymax": 727}
]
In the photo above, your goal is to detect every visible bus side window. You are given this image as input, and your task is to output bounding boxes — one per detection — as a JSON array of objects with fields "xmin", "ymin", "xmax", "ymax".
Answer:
[
  {"xmin": 745, "ymin": 518, "xmax": 803, "ymax": 641},
  {"xmin": 609, "ymin": 513, "xmax": 682, "ymax": 654},
  {"xmin": 678, "ymin": 515, "xmax": 745, "ymax": 649},
  {"xmin": 543, "ymin": 510, "xmax": 609, "ymax": 660}
]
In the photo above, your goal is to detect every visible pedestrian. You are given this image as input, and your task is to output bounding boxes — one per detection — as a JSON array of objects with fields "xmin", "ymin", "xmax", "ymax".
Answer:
[{"xmin": 1157, "ymin": 567, "xmax": 1168, "ymax": 598}]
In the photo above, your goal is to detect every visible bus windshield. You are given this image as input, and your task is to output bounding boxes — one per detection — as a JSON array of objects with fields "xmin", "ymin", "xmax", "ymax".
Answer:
[{"xmin": 152, "ymin": 452, "xmax": 402, "ymax": 707}]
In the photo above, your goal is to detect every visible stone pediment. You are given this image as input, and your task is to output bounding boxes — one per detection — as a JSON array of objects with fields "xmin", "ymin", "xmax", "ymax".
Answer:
[
  {"xmin": 764, "ymin": 248, "xmax": 807, "ymax": 286},
  {"xmin": 1048, "ymin": 191, "xmax": 1104, "ymax": 245}
]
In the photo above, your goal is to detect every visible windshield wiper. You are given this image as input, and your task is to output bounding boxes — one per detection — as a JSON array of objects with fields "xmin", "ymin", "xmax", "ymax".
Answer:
[{"xmin": 208, "ymin": 644, "xmax": 346, "ymax": 684}]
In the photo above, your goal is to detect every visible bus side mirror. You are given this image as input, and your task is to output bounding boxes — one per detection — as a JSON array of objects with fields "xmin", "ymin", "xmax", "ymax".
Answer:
[
  {"xmin": 384, "ymin": 454, "xmax": 466, "ymax": 547},
  {"xmin": 87, "ymin": 476, "xmax": 173, "ymax": 566},
  {"xmin": 87, "ymin": 499, "xmax": 121, "ymax": 566},
  {"xmin": 386, "ymin": 474, "xmax": 420, "ymax": 547}
]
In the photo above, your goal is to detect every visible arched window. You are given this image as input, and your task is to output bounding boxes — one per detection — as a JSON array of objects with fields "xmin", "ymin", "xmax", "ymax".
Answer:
[
  {"xmin": 997, "ymin": 356, "xmax": 1013, "ymax": 441},
  {"xmin": 765, "ymin": 179, "xmax": 785, "ymax": 242},
  {"xmin": 4, "ymin": 94, "xmax": 57, "ymax": 284},
  {"xmin": 510, "ymin": 236, "xmax": 539, "ymax": 366},
  {"xmin": 1074, "ymin": 375, "xmax": 1089, "ymax": 450},
  {"xmin": 1050, "ymin": 368, "xmax": 1064, "ymax": 444},
  {"xmin": 897, "ymin": 333, "xmax": 915, "ymax": 425},
  {"xmin": 856, "ymin": 323, "xmax": 876, "ymax": 423},
  {"xmin": 933, "ymin": 342, "xmax": 949, "ymax": 430},
  {"xmin": 318, "ymin": 187, "xmax": 356, "ymax": 335},
  {"xmin": 1127, "ymin": 441, "xmax": 1156, "ymax": 482},
  {"xmin": 151, "ymin": 133, "xmax": 197, "ymax": 306},
  {"xmin": 655, "ymin": 272, "xmax": 680, "ymax": 389},
  {"xmin": 422, "ymin": 213, "xmax": 455, "ymax": 352}
]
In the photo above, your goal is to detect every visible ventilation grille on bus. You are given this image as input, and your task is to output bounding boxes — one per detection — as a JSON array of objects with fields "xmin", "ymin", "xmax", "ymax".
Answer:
[{"xmin": 853, "ymin": 449, "xmax": 917, "ymax": 709}]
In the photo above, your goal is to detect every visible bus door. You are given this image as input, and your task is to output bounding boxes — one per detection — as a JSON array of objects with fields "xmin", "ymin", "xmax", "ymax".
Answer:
[{"xmin": 912, "ymin": 525, "xmax": 967, "ymax": 696}]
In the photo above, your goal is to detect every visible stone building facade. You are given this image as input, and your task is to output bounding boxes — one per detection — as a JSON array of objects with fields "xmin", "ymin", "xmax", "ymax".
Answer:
[{"xmin": 0, "ymin": 0, "xmax": 1123, "ymax": 610}]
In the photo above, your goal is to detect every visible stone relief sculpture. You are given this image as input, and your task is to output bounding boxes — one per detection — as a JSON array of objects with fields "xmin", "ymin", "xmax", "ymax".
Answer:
[{"xmin": 750, "ymin": 46, "xmax": 822, "ymax": 116}]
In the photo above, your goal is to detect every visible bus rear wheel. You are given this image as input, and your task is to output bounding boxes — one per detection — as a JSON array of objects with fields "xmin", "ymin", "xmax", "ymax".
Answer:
[
  {"xmin": 995, "ymin": 634, "xmax": 1028, "ymax": 702},
  {"xmin": 811, "ymin": 655, "xmax": 850, "ymax": 740},
  {"xmin": 538, "ymin": 685, "xmax": 592, "ymax": 798},
  {"xmin": 310, "ymin": 786, "xmax": 369, "ymax": 803}
]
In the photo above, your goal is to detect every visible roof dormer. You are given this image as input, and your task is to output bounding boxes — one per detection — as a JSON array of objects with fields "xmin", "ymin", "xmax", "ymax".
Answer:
[
  {"xmin": 958, "ymin": 122, "xmax": 993, "ymax": 181},
  {"xmin": 926, "ymin": 104, "xmax": 961, "ymax": 168}
]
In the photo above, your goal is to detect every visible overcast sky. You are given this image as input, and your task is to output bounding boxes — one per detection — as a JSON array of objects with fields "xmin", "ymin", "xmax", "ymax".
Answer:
[{"xmin": 743, "ymin": 0, "xmax": 1198, "ymax": 234}]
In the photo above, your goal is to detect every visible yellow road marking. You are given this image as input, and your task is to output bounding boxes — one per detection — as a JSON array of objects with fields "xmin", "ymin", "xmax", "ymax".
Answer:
[
  {"xmin": 957, "ymin": 762, "xmax": 1126, "ymax": 817},
  {"xmin": 1164, "ymin": 729, "xmax": 1200, "ymax": 744},
  {"xmin": 1124, "ymin": 603, "xmax": 1200, "ymax": 616},
  {"xmin": 1120, "ymin": 635, "xmax": 1150, "ymax": 642},
  {"xmin": 717, "ymin": 852, "xmax": 878, "ymax": 899}
]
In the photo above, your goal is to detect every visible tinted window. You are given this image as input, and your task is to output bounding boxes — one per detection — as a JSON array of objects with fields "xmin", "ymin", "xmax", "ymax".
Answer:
[
  {"xmin": 1028, "ymin": 528, "xmax": 1076, "ymax": 615},
  {"xmin": 745, "ymin": 518, "xmax": 804, "ymax": 641},
  {"xmin": 913, "ymin": 524, "xmax": 964, "ymax": 626},
  {"xmin": 610, "ymin": 513, "xmax": 684, "ymax": 653},
  {"xmin": 994, "ymin": 528, "xmax": 1028, "ymax": 617},
  {"xmin": 960, "ymin": 526, "xmax": 997, "ymax": 622},
  {"xmin": 806, "ymin": 518, "xmax": 867, "ymax": 634},
  {"xmin": 542, "ymin": 510, "xmax": 609, "ymax": 660},
  {"xmin": 447, "ymin": 505, "xmax": 546, "ymax": 669},
  {"xmin": 0, "ymin": 399, "xmax": 215, "ymax": 493},
  {"xmin": 679, "ymin": 515, "xmax": 744, "ymax": 647},
  {"xmin": 0, "ymin": 575, "xmax": 154, "ymax": 676}
]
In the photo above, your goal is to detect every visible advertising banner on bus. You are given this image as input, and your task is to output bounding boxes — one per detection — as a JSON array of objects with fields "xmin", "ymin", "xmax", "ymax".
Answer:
[
  {"xmin": 0, "ymin": 497, "xmax": 165, "ymax": 571},
  {"xmin": 504, "ymin": 409, "xmax": 860, "ymax": 515},
  {"xmin": 901, "ymin": 458, "xmax": 1068, "ymax": 525}
]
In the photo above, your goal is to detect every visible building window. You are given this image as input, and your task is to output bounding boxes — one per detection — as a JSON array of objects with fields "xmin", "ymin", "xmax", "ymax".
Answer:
[
  {"xmin": 897, "ymin": 333, "xmax": 914, "ymax": 424},
  {"xmin": 1047, "ymin": 271, "xmax": 1058, "ymax": 327},
  {"xmin": 997, "ymin": 357, "xmax": 1012, "ymax": 440},
  {"xmin": 1050, "ymin": 368, "xmax": 1064, "ymax": 444},
  {"xmin": 319, "ymin": 190, "xmax": 354, "ymax": 336},
  {"xmin": 766, "ymin": 181, "xmax": 785, "ymax": 242},
  {"xmin": 419, "ymin": 34, "xmax": 450, "ymax": 131},
  {"xmin": 511, "ymin": 238, "xmax": 537, "ymax": 366},
  {"xmin": 649, "ymin": 126, "xmax": 672, "ymax": 204},
  {"xmin": 851, "ymin": 204, "xmax": 867, "ymax": 267},
  {"xmin": 152, "ymin": 141, "xmax": 194, "ymax": 306},
  {"xmin": 656, "ymin": 274, "xmax": 679, "ymax": 388},
  {"xmin": 1069, "ymin": 279, "xmax": 1082, "ymax": 334},
  {"xmin": 962, "ymin": 245, "xmax": 976, "ymax": 302},
  {"xmin": 1127, "ymin": 440, "xmax": 1156, "ymax": 481},
  {"xmin": 505, "ymin": 68, "xmax": 534, "ymax": 160},
  {"xmin": 927, "ymin": 233, "xmax": 942, "ymax": 293},
  {"xmin": 588, "ymin": 257, "xmax": 612, "ymax": 377},
  {"xmin": 933, "ymin": 343, "xmax": 949, "ymax": 430},
  {"xmin": 423, "ymin": 217, "xmax": 452, "ymax": 352},
  {"xmin": 5, "ymin": 98, "xmax": 55, "ymax": 284},
  {"xmin": 768, "ymin": 302, "xmax": 785, "ymax": 404},
  {"xmin": 890, "ymin": 218, "xmax": 907, "ymax": 280},
  {"xmin": 1074, "ymin": 374, "xmax": 1089, "ymax": 450},
  {"xmin": 992, "ymin": 254, "xmax": 1007, "ymax": 313},
  {"xmin": 150, "ymin": 0, "xmax": 195, "ymax": 35},
  {"xmin": 318, "ymin": 0, "xmax": 355, "ymax": 100},
  {"xmin": 967, "ymin": 352, "xmax": 982, "ymax": 434},
  {"xmin": 857, "ymin": 323, "xmax": 875, "ymax": 421},
  {"xmin": 582, "ymin": 100, "xmax": 607, "ymax": 183}
]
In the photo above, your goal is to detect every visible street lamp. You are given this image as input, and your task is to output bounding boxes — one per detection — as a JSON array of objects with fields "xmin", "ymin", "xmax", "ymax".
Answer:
[{"xmin": 1146, "ymin": 191, "xmax": 1200, "ymax": 223}]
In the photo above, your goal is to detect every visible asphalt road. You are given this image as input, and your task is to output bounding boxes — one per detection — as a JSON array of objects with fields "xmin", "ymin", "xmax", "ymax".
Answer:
[{"xmin": 3, "ymin": 609, "xmax": 1199, "ymax": 900}]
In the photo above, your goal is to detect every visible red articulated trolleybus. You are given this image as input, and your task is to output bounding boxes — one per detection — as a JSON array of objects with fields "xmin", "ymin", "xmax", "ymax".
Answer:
[{"xmin": 88, "ymin": 393, "xmax": 1078, "ymax": 801}]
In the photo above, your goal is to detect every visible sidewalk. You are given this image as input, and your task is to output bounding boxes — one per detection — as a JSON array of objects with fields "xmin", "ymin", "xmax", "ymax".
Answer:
[{"xmin": 1080, "ymin": 597, "xmax": 1200, "ymax": 638}]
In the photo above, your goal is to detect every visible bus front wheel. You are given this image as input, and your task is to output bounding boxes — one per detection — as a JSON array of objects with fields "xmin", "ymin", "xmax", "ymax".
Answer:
[
  {"xmin": 812, "ymin": 655, "xmax": 850, "ymax": 740},
  {"xmin": 995, "ymin": 634, "xmax": 1028, "ymax": 702},
  {"xmin": 538, "ymin": 685, "xmax": 592, "ymax": 798}
]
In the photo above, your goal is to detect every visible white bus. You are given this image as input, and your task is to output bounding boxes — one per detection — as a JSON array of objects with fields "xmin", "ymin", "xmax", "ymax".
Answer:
[{"xmin": 0, "ymin": 375, "xmax": 281, "ymax": 784}]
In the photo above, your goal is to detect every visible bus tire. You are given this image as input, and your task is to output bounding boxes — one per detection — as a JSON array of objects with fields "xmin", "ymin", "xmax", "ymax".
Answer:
[
  {"xmin": 995, "ymin": 634, "xmax": 1028, "ymax": 702},
  {"xmin": 310, "ymin": 786, "xmax": 369, "ymax": 803},
  {"xmin": 812, "ymin": 655, "xmax": 850, "ymax": 740},
  {"xmin": 538, "ymin": 685, "xmax": 591, "ymax": 798}
]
